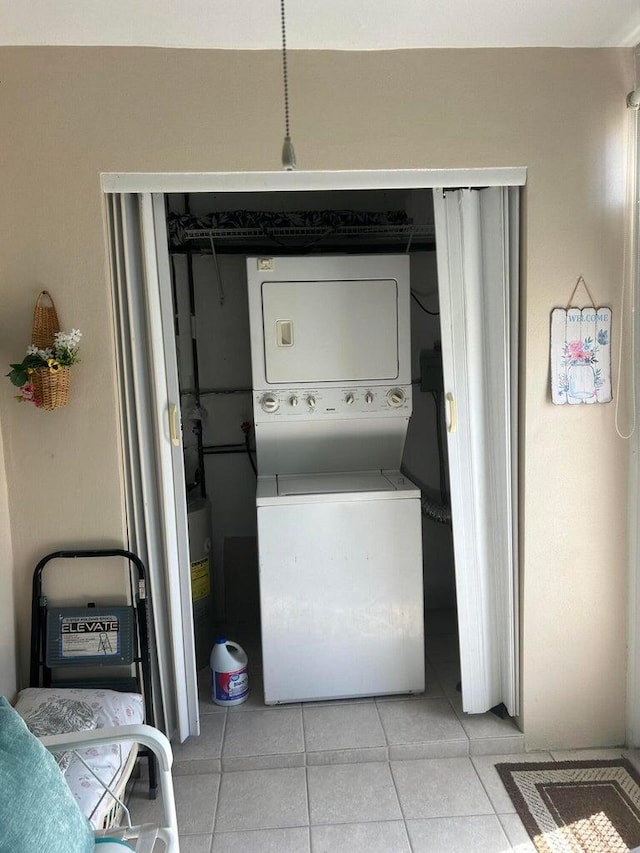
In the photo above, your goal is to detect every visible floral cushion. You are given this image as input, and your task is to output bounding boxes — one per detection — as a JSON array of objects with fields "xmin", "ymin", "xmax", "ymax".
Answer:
[
  {"xmin": 20, "ymin": 697, "xmax": 98, "ymax": 771},
  {"xmin": 15, "ymin": 687, "xmax": 145, "ymax": 827},
  {"xmin": 14, "ymin": 687, "xmax": 143, "ymax": 728}
]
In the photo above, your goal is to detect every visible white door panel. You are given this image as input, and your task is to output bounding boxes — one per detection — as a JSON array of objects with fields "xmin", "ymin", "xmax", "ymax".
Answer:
[
  {"xmin": 108, "ymin": 192, "xmax": 199, "ymax": 741},
  {"xmin": 433, "ymin": 187, "xmax": 519, "ymax": 716}
]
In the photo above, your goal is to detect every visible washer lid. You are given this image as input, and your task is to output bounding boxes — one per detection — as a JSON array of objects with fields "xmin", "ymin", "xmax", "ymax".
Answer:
[{"xmin": 277, "ymin": 470, "xmax": 396, "ymax": 496}]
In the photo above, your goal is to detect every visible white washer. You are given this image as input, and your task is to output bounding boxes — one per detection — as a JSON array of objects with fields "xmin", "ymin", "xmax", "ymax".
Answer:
[{"xmin": 256, "ymin": 470, "xmax": 425, "ymax": 704}]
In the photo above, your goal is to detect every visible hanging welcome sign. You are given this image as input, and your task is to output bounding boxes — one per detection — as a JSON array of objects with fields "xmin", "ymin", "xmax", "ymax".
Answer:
[{"xmin": 550, "ymin": 276, "xmax": 612, "ymax": 405}]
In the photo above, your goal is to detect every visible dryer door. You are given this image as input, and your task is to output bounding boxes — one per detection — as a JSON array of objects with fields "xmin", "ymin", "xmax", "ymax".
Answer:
[{"xmin": 261, "ymin": 278, "xmax": 400, "ymax": 384}]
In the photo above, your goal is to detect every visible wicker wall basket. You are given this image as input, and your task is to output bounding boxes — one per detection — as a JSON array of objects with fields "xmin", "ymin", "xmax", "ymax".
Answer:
[
  {"xmin": 31, "ymin": 290, "xmax": 70, "ymax": 411},
  {"xmin": 31, "ymin": 365, "xmax": 71, "ymax": 411},
  {"xmin": 32, "ymin": 290, "xmax": 60, "ymax": 350}
]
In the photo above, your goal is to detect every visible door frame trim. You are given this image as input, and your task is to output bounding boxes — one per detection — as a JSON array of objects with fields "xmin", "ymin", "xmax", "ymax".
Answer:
[
  {"xmin": 101, "ymin": 167, "xmax": 526, "ymax": 194},
  {"xmin": 102, "ymin": 165, "xmax": 526, "ymax": 730}
]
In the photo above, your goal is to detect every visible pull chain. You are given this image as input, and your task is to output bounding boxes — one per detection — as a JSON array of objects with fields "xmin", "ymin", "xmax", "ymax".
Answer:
[
  {"xmin": 280, "ymin": 0, "xmax": 296, "ymax": 170},
  {"xmin": 281, "ymin": 0, "xmax": 290, "ymax": 140}
]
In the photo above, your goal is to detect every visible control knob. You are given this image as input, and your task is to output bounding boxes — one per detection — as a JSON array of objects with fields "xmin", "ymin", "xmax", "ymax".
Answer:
[
  {"xmin": 364, "ymin": 392, "xmax": 374, "ymax": 405},
  {"xmin": 289, "ymin": 395, "xmax": 299, "ymax": 407},
  {"xmin": 306, "ymin": 395, "xmax": 317, "ymax": 409},
  {"xmin": 260, "ymin": 393, "xmax": 279, "ymax": 413},
  {"xmin": 386, "ymin": 387, "xmax": 405, "ymax": 408},
  {"xmin": 345, "ymin": 393, "xmax": 355, "ymax": 406}
]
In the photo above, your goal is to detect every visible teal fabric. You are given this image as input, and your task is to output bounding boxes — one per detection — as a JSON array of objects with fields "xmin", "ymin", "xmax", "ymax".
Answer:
[{"xmin": 0, "ymin": 696, "xmax": 95, "ymax": 853}]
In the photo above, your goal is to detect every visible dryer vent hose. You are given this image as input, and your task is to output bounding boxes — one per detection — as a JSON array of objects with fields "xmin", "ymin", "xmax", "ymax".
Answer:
[
  {"xmin": 401, "ymin": 464, "xmax": 452, "ymax": 526},
  {"xmin": 420, "ymin": 494, "xmax": 452, "ymax": 525}
]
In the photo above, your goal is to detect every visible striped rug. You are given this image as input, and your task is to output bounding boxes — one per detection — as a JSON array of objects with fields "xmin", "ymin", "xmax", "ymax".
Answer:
[{"xmin": 496, "ymin": 759, "xmax": 640, "ymax": 853}]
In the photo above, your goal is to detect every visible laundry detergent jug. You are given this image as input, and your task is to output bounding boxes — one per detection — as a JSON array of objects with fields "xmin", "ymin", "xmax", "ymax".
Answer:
[{"xmin": 210, "ymin": 637, "xmax": 249, "ymax": 706}]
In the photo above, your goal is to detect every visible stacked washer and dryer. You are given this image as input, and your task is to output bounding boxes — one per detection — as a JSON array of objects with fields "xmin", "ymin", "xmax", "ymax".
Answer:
[{"xmin": 247, "ymin": 254, "xmax": 425, "ymax": 704}]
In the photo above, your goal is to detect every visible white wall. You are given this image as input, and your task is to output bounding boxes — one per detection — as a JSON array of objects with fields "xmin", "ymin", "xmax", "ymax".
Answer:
[
  {"xmin": 0, "ymin": 415, "xmax": 17, "ymax": 700},
  {"xmin": 0, "ymin": 46, "xmax": 633, "ymax": 748}
]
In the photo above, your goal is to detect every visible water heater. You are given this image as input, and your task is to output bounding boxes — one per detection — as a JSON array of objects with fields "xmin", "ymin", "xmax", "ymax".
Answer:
[{"xmin": 187, "ymin": 497, "xmax": 215, "ymax": 670}]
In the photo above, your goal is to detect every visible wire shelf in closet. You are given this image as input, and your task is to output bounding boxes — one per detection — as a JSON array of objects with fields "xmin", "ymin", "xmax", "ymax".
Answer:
[
  {"xmin": 167, "ymin": 210, "xmax": 436, "ymax": 254},
  {"xmin": 180, "ymin": 224, "xmax": 435, "ymax": 254}
]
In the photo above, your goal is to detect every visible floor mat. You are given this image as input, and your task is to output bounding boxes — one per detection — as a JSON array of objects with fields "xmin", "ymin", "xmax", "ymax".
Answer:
[{"xmin": 496, "ymin": 759, "xmax": 640, "ymax": 852}]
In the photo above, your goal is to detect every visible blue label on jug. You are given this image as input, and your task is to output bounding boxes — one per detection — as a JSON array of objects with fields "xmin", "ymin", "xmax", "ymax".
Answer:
[{"xmin": 213, "ymin": 666, "xmax": 249, "ymax": 702}]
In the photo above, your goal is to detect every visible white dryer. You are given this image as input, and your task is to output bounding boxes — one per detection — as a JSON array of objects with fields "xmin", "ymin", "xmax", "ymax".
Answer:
[
  {"xmin": 247, "ymin": 254, "xmax": 414, "ymax": 476},
  {"xmin": 247, "ymin": 255, "xmax": 425, "ymax": 703}
]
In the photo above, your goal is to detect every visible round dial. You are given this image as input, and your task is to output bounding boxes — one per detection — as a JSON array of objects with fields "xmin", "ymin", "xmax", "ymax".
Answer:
[
  {"xmin": 260, "ymin": 393, "xmax": 279, "ymax": 413},
  {"xmin": 345, "ymin": 393, "xmax": 355, "ymax": 405},
  {"xmin": 306, "ymin": 395, "xmax": 317, "ymax": 409},
  {"xmin": 364, "ymin": 392, "xmax": 374, "ymax": 405},
  {"xmin": 386, "ymin": 387, "xmax": 405, "ymax": 408},
  {"xmin": 289, "ymin": 395, "xmax": 299, "ymax": 407}
]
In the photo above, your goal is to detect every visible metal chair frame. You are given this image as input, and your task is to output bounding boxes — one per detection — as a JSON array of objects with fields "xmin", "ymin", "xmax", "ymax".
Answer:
[
  {"xmin": 30, "ymin": 548, "xmax": 158, "ymax": 798},
  {"xmin": 41, "ymin": 724, "xmax": 179, "ymax": 853}
]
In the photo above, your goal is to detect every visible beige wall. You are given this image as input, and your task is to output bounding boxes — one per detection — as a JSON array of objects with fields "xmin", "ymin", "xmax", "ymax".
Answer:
[
  {"xmin": 0, "ymin": 414, "xmax": 17, "ymax": 700},
  {"xmin": 0, "ymin": 46, "xmax": 634, "ymax": 748}
]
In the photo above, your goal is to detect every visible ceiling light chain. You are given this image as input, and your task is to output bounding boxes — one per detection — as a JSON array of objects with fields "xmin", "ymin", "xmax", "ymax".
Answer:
[{"xmin": 280, "ymin": 0, "xmax": 296, "ymax": 170}]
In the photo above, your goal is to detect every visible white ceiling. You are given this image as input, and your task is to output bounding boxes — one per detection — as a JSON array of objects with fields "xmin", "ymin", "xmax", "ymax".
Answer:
[{"xmin": 2, "ymin": 0, "xmax": 639, "ymax": 50}]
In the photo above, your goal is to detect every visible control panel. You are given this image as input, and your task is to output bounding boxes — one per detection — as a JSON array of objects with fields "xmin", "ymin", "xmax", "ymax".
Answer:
[{"xmin": 253, "ymin": 386, "xmax": 412, "ymax": 419}]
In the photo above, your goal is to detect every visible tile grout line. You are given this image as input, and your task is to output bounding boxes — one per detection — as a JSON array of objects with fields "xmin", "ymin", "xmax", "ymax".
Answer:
[
  {"xmin": 468, "ymin": 751, "xmax": 500, "ymax": 815},
  {"xmin": 302, "ymin": 701, "xmax": 313, "ymax": 848},
  {"xmin": 467, "ymin": 752, "xmax": 515, "ymax": 849},
  {"xmin": 304, "ymin": 764, "xmax": 313, "ymax": 849},
  {"xmin": 210, "ymin": 707, "xmax": 228, "ymax": 840},
  {"xmin": 373, "ymin": 695, "xmax": 392, "ymax": 762},
  {"xmin": 495, "ymin": 813, "xmax": 525, "ymax": 853},
  {"xmin": 387, "ymin": 757, "xmax": 415, "ymax": 853}
]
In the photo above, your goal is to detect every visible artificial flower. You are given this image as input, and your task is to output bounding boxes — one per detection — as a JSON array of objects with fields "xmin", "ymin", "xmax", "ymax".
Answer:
[
  {"xmin": 15, "ymin": 383, "xmax": 41, "ymax": 406},
  {"xmin": 7, "ymin": 327, "xmax": 81, "ymax": 406},
  {"xmin": 27, "ymin": 345, "xmax": 53, "ymax": 360}
]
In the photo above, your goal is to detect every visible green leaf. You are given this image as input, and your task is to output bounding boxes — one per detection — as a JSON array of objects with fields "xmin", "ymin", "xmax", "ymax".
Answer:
[
  {"xmin": 7, "ymin": 367, "xmax": 27, "ymax": 387},
  {"xmin": 23, "ymin": 354, "xmax": 45, "ymax": 368}
]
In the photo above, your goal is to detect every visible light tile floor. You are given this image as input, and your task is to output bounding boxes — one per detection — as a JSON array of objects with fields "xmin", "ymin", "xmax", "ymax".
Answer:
[{"xmin": 127, "ymin": 611, "xmax": 638, "ymax": 851}]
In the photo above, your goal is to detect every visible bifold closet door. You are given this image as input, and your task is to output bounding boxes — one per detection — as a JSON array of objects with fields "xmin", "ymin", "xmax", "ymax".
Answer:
[
  {"xmin": 433, "ymin": 187, "xmax": 519, "ymax": 716},
  {"xmin": 106, "ymin": 192, "xmax": 199, "ymax": 741}
]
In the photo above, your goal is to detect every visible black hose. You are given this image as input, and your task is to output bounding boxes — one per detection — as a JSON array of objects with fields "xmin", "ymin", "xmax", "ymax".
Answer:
[
  {"xmin": 246, "ymin": 435, "xmax": 257, "ymax": 476},
  {"xmin": 401, "ymin": 462, "xmax": 452, "ymax": 525},
  {"xmin": 242, "ymin": 423, "xmax": 258, "ymax": 476},
  {"xmin": 401, "ymin": 387, "xmax": 452, "ymax": 526},
  {"xmin": 431, "ymin": 390, "xmax": 449, "ymax": 506}
]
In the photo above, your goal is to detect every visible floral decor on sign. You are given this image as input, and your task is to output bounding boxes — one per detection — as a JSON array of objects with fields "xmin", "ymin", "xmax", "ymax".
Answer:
[
  {"xmin": 7, "ymin": 329, "xmax": 82, "ymax": 406},
  {"xmin": 557, "ymin": 336, "xmax": 604, "ymax": 400}
]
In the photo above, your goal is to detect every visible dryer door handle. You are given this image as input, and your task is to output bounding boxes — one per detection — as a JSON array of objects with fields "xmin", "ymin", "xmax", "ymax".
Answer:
[{"xmin": 276, "ymin": 319, "xmax": 294, "ymax": 347}]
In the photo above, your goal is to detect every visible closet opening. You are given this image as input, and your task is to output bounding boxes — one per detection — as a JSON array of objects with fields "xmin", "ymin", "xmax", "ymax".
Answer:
[
  {"xmin": 105, "ymin": 167, "xmax": 522, "ymax": 740},
  {"xmin": 169, "ymin": 188, "xmax": 457, "ymax": 705}
]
